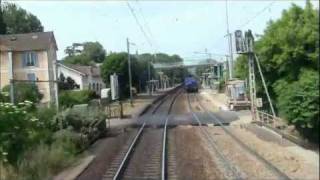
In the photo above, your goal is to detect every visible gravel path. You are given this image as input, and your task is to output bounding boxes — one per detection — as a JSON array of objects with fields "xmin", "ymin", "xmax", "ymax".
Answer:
[{"xmin": 170, "ymin": 126, "xmax": 225, "ymax": 180}]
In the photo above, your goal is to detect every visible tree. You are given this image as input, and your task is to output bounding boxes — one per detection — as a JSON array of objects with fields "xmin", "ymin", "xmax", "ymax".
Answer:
[
  {"xmin": 234, "ymin": 1, "xmax": 319, "ymax": 141},
  {"xmin": 0, "ymin": 0, "xmax": 7, "ymax": 34},
  {"xmin": 2, "ymin": 3, "xmax": 43, "ymax": 34},
  {"xmin": 62, "ymin": 42, "xmax": 106, "ymax": 65},
  {"xmin": 153, "ymin": 53, "xmax": 187, "ymax": 84},
  {"xmin": 101, "ymin": 53, "xmax": 139, "ymax": 98},
  {"xmin": 82, "ymin": 42, "xmax": 106, "ymax": 63},
  {"xmin": 136, "ymin": 53, "xmax": 156, "ymax": 91},
  {"xmin": 58, "ymin": 73, "xmax": 80, "ymax": 90}
]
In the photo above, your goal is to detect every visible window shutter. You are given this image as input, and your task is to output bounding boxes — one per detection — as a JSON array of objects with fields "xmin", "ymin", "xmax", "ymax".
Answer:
[
  {"xmin": 33, "ymin": 52, "xmax": 39, "ymax": 67},
  {"xmin": 22, "ymin": 53, "xmax": 27, "ymax": 67}
]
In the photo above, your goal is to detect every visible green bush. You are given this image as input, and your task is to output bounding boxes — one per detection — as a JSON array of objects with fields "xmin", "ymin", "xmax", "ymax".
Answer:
[
  {"xmin": 0, "ymin": 101, "xmax": 36, "ymax": 164},
  {"xmin": 56, "ymin": 106, "xmax": 107, "ymax": 147},
  {"xmin": 2, "ymin": 83, "xmax": 43, "ymax": 103},
  {"xmin": 59, "ymin": 90, "xmax": 95, "ymax": 108}
]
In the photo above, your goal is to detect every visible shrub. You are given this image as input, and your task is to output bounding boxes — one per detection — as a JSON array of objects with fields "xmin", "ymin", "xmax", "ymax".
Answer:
[
  {"xmin": 2, "ymin": 83, "xmax": 43, "ymax": 103},
  {"xmin": 0, "ymin": 101, "xmax": 36, "ymax": 164},
  {"xmin": 59, "ymin": 90, "xmax": 95, "ymax": 108},
  {"xmin": 56, "ymin": 106, "xmax": 107, "ymax": 147},
  {"xmin": 16, "ymin": 140, "xmax": 76, "ymax": 180}
]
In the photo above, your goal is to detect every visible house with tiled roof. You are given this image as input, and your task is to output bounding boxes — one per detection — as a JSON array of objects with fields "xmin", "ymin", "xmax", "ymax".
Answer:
[
  {"xmin": 57, "ymin": 63, "xmax": 105, "ymax": 95},
  {"xmin": 0, "ymin": 31, "xmax": 58, "ymax": 104}
]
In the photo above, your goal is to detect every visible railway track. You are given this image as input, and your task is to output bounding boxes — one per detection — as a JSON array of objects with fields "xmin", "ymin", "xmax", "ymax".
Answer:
[
  {"xmin": 186, "ymin": 93, "xmax": 244, "ymax": 179},
  {"xmin": 188, "ymin": 92, "xmax": 291, "ymax": 180},
  {"xmin": 103, "ymin": 88, "xmax": 181, "ymax": 180}
]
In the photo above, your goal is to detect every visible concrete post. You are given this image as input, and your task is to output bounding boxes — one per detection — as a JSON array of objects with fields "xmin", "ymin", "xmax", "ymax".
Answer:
[{"xmin": 8, "ymin": 51, "xmax": 14, "ymax": 104}]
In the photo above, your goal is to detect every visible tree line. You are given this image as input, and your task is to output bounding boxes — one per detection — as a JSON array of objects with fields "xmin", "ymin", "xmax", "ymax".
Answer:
[{"xmin": 61, "ymin": 43, "xmax": 186, "ymax": 97}]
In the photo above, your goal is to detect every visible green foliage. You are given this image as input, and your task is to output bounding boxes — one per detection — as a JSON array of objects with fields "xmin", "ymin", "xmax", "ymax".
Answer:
[
  {"xmin": 2, "ymin": 3, "xmax": 43, "ymax": 34},
  {"xmin": 82, "ymin": 42, "xmax": 106, "ymax": 63},
  {"xmin": 154, "ymin": 53, "xmax": 183, "ymax": 63},
  {"xmin": 0, "ymin": 101, "xmax": 45, "ymax": 164},
  {"xmin": 234, "ymin": 1, "xmax": 319, "ymax": 141},
  {"xmin": 274, "ymin": 69, "xmax": 319, "ymax": 140},
  {"xmin": 0, "ymin": 4, "xmax": 6, "ymax": 34},
  {"xmin": 234, "ymin": 55, "xmax": 248, "ymax": 80},
  {"xmin": 101, "ymin": 52, "xmax": 140, "ymax": 98},
  {"xmin": 63, "ymin": 42, "xmax": 106, "ymax": 65},
  {"xmin": 2, "ymin": 83, "xmax": 43, "ymax": 103},
  {"xmin": 153, "ymin": 53, "xmax": 187, "ymax": 84},
  {"xmin": 63, "ymin": 54, "xmax": 92, "ymax": 66},
  {"xmin": 58, "ymin": 90, "xmax": 95, "ymax": 108},
  {"xmin": 58, "ymin": 73, "xmax": 80, "ymax": 90}
]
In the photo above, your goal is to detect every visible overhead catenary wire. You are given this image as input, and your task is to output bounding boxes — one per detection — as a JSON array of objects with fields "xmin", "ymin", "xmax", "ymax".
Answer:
[
  {"xmin": 237, "ymin": 1, "xmax": 276, "ymax": 29},
  {"xmin": 211, "ymin": 1, "xmax": 276, "ymax": 56},
  {"xmin": 126, "ymin": 1, "xmax": 156, "ymax": 53},
  {"xmin": 134, "ymin": 0, "xmax": 159, "ymax": 52}
]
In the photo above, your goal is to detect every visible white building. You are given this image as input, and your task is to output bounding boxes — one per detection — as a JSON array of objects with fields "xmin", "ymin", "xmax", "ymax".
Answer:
[{"xmin": 57, "ymin": 63, "xmax": 105, "ymax": 95}]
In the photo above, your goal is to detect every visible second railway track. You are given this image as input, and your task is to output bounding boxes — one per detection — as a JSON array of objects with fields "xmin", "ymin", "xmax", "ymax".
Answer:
[
  {"xmin": 187, "ymin": 92, "xmax": 291, "ymax": 180},
  {"xmin": 104, "ymin": 88, "xmax": 181, "ymax": 180}
]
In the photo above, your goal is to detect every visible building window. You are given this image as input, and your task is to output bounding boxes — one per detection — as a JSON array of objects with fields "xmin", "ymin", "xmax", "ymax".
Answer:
[
  {"xmin": 27, "ymin": 73, "xmax": 36, "ymax": 82},
  {"xmin": 89, "ymin": 83, "xmax": 91, "ymax": 90},
  {"xmin": 22, "ymin": 52, "xmax": 38, "ymax": 67},
  {"xmin": 92, "ymin": 83, "xmax": 96, "ymax": 91}
]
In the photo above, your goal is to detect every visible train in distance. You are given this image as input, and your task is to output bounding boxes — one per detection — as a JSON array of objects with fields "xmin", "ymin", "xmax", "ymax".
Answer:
[{"xmin": 184, "ymin": 75, "xmax": 199, "ymax": 93}]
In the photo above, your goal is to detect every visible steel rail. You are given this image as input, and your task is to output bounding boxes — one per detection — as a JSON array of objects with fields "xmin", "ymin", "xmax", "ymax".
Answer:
[
  {"xmin": 186, "ymin": 93, "xmax": 243, "ymax": 179},
  {"xmin": 194, "ymin": 94, "xmax": 291, "ymax": 180},
  {"xmin": 161, "ymin": 90, "xmax": 181, "ymax": 180},
  {"xmin": 113, "ymin": 88, "xmax": 181, "ymax": 180}
]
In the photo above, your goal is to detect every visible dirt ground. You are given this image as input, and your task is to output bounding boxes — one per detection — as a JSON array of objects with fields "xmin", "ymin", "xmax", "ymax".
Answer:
[{"xmin": 230, "ymin": 125, "xmax": 319, "ymax": 180}]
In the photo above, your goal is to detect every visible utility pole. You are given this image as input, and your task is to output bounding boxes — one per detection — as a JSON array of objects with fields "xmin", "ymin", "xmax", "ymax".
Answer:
[
  {"xmin": 126, "ymin": 38, "xmax": 133, "ymax": 106},
  {"xmin": 225, "ymin": 0, "xmax": 234, "ymax": 80}
]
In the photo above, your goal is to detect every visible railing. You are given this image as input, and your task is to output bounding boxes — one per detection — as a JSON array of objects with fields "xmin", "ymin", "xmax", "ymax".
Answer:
[{"xmin": 256, "ymin": 110, "xmax": 311, "ymax": 148}]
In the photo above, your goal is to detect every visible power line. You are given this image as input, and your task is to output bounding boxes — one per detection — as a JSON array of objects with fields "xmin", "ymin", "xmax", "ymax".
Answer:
[
  {"xmin": 126, "ymin": 1, "xmax": 155, "ymax": 52},
  {"xmin": 237, "ymin": 1, "xmax": 275, "ymax": 29},
  {"xmin": 134, "ymin": 0, "xmax": 159, "ymax": 51}
]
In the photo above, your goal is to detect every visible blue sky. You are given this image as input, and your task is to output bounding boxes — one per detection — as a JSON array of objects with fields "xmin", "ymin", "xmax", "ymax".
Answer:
[{"xmin": 9, "ymin": 0, "xmax": 319, "ymax": 64}]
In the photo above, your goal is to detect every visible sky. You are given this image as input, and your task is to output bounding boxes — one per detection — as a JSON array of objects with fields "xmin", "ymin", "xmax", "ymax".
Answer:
[{"xmin": 7, "ymin": 0, "xmax": 319, "ymax": 64}]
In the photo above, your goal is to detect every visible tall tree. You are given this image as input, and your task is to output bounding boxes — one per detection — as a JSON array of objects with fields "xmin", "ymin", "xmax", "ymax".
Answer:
[
  {"xmin": 234, "ymin": 1, "xmax": 319, "ymax": 141},
  {"xmin": 0, "ymin": 0, "xmax": 7, "ymax": 34},
  {"xmin": 101, "ymin": 52, "xmax": 139, "ymax": 98},
  {"xmin": 82, "ymin": 42, "xmax": 106, "ymax": 63},
  {"xmin": 2, "ymin": 3, "xmax": 43, "ymax": 34}
]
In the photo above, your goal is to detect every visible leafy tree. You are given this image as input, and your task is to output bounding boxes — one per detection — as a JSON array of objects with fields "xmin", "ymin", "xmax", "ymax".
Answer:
[
  {"xmin": 58, "ymin": 73, "xmax": 80, "ymax": 90},
  {"xmin": 82, "ymin": 42, "xmax": 106, "ymax": 63},
  {"xmin": 274, "ymin": 69, "xmax": 319, "ymax": 140},
  {"xmin": 0, "ymin": 1, "xmax": 6, "ymax": 34},
  {"xmin": 136, "ymin": 53, "xmax": 156, "ymax": 91},
  {"xmin": 154, "ymin": 53, "xmax": 183, "ymax": 63},
  {"xmin": 63, "ymin": 55, "xmax": 92, "ymax": 66},
  {"xmin": 153, "ymin": 53, "xmax": 187, "ymax": 84},
  {"xmin": 63, "ymin": 42, "xmax": 106, "ymax": 65},
  {"xmin": 101, "ymin": 52, "xmax": 139, "ymax": 98},
  {"xmin": 234, "ymin": 1, "xmax": 319, "ymax": 141},
  {"xmin": 2, "ymin": 3, "xmax": 43, "ymax": 34}
]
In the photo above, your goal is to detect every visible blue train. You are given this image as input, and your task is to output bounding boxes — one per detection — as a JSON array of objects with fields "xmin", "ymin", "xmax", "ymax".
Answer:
[{"xmin": 184, "ymin": 76, "xmax": 198, "ymax": 93}]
